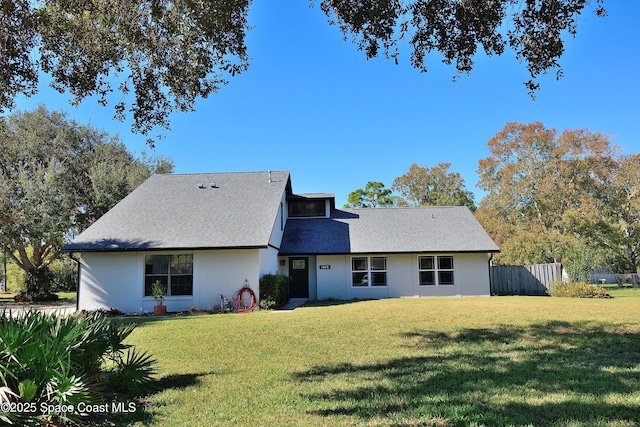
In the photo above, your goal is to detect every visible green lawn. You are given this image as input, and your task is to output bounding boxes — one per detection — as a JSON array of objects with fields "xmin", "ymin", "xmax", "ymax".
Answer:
[
  {"xmin": 100, "ymin": 295, "xmax": 640, "ymax": 427},
  {"xmin": 0, "ymin": 291, "xmax": 77, "ymax": 305},
  {"xmin": 603, "ymin": 284, "xmax": 640, "ymax": 298}
]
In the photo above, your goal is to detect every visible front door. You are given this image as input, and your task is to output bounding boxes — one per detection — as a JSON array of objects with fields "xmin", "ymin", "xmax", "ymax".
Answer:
[{"xmin": 289, "ymin": 257, "xmax": 309, "ymax": 298}]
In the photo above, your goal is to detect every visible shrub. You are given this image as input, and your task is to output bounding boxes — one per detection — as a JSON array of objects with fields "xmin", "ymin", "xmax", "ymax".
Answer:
[
  {"xmin": 0, "ymin": 310, "xmax": 156, "ymax": 425},
  {"xmin": 549, "ymin": 281, "xmax": 611, "ymax": 298},
  {"xmin": 14, "ymin": 266, "xmax": 59, "ymax": 303},
  {"xmin": 259, "ymin": 273, "xmax": 289, "ymax": 309},
  {"xmin": 49, "ymin": 257, "xmax": 77, "ymax": 292}
]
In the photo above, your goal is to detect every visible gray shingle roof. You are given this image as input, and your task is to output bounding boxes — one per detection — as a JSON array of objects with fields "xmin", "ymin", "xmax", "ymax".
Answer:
[
  {"xmin": 64, "ymin": 171, "xmax": 290, "ymax": 251},
  {"xmin": 279, "ymin": 206, "xmax": 499, "ymax": 254}
]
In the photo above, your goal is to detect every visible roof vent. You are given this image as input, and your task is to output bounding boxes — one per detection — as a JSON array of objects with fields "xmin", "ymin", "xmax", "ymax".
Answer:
[
  {"xmin": 210, "ymin": 182, "xmax": 217, "ymax": 188},
  {"xmin": 197, "ymin": 183, "xmax": 205, "ymax": 189},
  {"xmin": 268, "ymin": 170, "xmax": 272, "ymax": 183}
]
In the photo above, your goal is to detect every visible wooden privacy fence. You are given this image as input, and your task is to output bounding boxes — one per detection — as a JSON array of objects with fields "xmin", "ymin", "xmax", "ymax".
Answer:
[{"xmin": 490, "ymin": 263, "xmax": 562, "ymax": 296}]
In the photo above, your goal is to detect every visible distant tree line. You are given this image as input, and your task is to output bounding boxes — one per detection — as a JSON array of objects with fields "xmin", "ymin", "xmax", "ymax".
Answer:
[
  {"xmin": 345, "ymin": 121, "xmax": 639, "ymax": 277},
  {"xmin": 345, "ymin": 162, "xmax": 475, "ymax": 210}
]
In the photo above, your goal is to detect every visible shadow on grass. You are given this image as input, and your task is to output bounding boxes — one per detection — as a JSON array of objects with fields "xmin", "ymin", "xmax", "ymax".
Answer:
[
  {"xmin": 293, "ymin": 321, "xmax": 640, "ymax": 426},
  {"xmin": 109, "ymin": 312, "xmax": 216, "ymax": 329},
  {"xmin": 90, "ymin": 372, "xmax": 213, "ymax": 426}
]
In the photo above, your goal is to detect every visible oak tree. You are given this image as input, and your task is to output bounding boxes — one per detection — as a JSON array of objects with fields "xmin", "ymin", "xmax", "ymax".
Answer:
[
  {"xmin": 476, "ymin": 121, "xmax": 639, "ymax": 273},
  {"xmin": 322, "ymin": 0, "xmax": 606, "ymax": 95},
  {"xmin": 1, "ymin": 0, "xmax": 605, "ymax": 143},
  {"xmin": 0, "ymin": 105, "xmax": 174, "ymax": 299},
  {"xmin": 563, "ymin": 153, "xmax": 640, "ymax": 272}
]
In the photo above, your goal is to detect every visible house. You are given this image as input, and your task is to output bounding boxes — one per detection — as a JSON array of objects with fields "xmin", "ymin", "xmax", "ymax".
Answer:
[{"xmin": 63, "ymin": 171, "xmax": 499, "ymax": 313}]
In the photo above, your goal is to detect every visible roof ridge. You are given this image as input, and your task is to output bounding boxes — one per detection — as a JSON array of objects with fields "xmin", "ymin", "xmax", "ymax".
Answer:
[
  {"xmin": 341, "ymin": 206, "xmax": 468, "ymax": 210},
  {"xmin": 158, "ymin": 170, "xmax": 290, "ymax": 176}
]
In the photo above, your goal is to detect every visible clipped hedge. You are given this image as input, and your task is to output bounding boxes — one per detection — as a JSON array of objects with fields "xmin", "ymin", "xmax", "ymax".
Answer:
[
  {"xmin": 259, "ymin": 273, "xmax": 289, "ymax": 309},
  {"xmin": 549, "ymin": 281, "xmax": 611, "ymax": 298}
]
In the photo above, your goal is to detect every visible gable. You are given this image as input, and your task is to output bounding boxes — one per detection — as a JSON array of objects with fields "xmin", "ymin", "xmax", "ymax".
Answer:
[{"xmin": 64, "ymin": 171, "xmax": 290, "ymax": 251}]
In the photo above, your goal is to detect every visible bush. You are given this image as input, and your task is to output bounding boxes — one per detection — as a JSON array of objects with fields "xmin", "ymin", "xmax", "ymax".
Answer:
[
  {"xmin": 49, "ymin": 257, "xmax": 77, "ymax": 292},
  {"xmin": 0, "ymin": 310, "xmax": 156, "ymax": 425},
  {"xmin": 13, "ymin": 290, "xmax": 59, "ymax": 303},
  {"xmin": 259, "ymin": 273, "xmax": 289, "ymax": 309},
  {"xmin": 549, "ymin": 281, "xmax": 611, "ymax": 298},
  {"xmin": 11, "ymin": 257, "xmax": 77, "ymax": 301}
]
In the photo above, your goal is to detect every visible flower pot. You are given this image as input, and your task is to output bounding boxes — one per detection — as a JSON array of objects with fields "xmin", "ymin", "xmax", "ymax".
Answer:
[{"xmin": 154, "ymin": 305, "xmax": 167, "ymax": 315}]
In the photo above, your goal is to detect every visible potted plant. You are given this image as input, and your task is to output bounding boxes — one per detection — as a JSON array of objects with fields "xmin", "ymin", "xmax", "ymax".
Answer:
[{"xmin": 151, "ymin": 280, "xmax": 167, "ymax": 315}]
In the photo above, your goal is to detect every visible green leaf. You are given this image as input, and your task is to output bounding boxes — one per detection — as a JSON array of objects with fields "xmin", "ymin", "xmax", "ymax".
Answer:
[{"xmin": 18, "ymin": 379, "xmax": 37, "ymax": 402}]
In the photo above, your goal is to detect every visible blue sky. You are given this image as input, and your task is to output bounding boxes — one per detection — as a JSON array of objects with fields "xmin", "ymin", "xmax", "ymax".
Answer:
[{"xmin": 13, "ymin": 1, "xmax": 640, "ymax": 207}]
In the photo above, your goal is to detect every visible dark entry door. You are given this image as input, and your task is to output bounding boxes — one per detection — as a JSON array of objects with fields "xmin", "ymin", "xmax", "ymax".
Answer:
[{"xmin": 289, "ymin": 257, "xmax": 309, "ymax": 298}]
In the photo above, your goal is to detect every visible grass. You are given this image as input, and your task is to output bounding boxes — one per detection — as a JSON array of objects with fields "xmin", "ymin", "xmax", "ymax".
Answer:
[
  {"xmin": 95, "ymin": 296, "xmax": 640, "ymax": 427},
  {"xmin": 602, "ymin": 284, "xmax": 640, "ymax": 298},
  {"xmin": 0, "ymin": 291, "xmax": 77, "ymax": 305}
]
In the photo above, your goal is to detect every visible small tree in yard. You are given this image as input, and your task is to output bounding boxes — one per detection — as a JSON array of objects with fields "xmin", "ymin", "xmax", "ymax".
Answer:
[{"xmin": 563, "ymin": 241, "xmax": 598, "ymax": 283}]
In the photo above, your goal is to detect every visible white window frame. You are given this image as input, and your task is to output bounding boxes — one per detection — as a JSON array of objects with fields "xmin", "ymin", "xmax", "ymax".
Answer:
[
  {"xmin": 418, "ymin": 255, "xmax": 455, "ymax": 286},
  {"xmin": 351, "ymin": 256, "xmax": 387, "ymax": 287}
]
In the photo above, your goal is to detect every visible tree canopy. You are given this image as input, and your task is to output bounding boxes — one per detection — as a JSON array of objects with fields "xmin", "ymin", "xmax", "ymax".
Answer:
[
  {"xmin": 0, "ymin": 105, "xmax": 173, "ymax": 298},
  {"xmin": 476, "ymin": 121, "xmax": 638, "ymax": 275},
  {"xmin": 392, "ymin": 162, "xmax": 476, "ymax": 210},
  {"xmin": 1, "ymin": 0, "xmax": 606, "ymax": 143},
  {"xmin": 345, "ymin": 181, "xmax": 397, "ymax": 208},
  {"xmin": 344, "ymin": 162, "xmax": 475, "ymax": 210}
]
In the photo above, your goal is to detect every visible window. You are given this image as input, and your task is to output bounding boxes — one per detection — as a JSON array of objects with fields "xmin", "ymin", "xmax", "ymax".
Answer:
[
  {"xmin": 288, "ymin": 200, "xmax": 326, "ymax": 217},
  {"xmin": 418, "ymin": 256, "xmax": 435, "ymax": 285},
  {"xmin": 280, "ymin": 202, "xmax": 284, "ymax": 230},
  {"xmin": 352, "ymin": 256, "xmax": 387, "ymax": 287},
  {"xmin": 419, "ymin": 255, "xmax": 454, "ymax": 286},
  {"xmin": 145, "ymin": 254, "xmax": 193, "ymax": 296},
  {"xmin": 437, "ymin": 256, "xmax": 455, "ymax": 285}
]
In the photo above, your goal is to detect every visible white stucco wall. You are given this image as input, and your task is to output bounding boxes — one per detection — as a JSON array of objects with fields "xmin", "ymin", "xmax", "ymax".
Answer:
[
  {"xmin": 315, "ymin": 255, "xmax": 348, "ymax": 300},
  {"xmin": 312, "ymin": 253, "xmax": 491, "ymax": 300},
  {"xmin": 307, "ymin": 256, "xmax": 318, "ymax": 300},
  {"xmin": 78, "ymin": 252, "xmax": 143, "ymax": 313},
  {"xmin": 259, "ymin": 247, "xmax": 279, "ymax": 277},
  {"xmin": 195, "ymin": 249, "xmax": 260, "ymax": 310},
  {"xmin": 452, "ymin": 253, "xmax": 492, "ymax": 296},
  {"xmin": 78, "ymin": 249, "xmax": 263, "ymax": 313},
  {"xmin": 76, "ymin": 250, "xmax": 491, "ymax": 312}
]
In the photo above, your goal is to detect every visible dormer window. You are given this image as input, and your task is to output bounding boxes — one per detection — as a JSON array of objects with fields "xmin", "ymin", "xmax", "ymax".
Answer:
[{"xmin": 288, "ymin": 200, "xmax": 326, "ymax": 217}]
